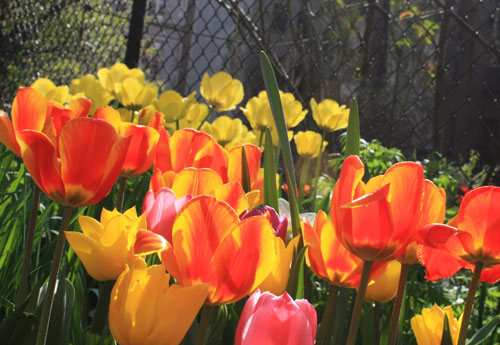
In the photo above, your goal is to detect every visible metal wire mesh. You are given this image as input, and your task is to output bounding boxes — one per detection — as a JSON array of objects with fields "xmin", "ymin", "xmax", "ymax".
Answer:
[{"xmin": 2, "ymin": 0, "xmax": 500, "ymax": 187}]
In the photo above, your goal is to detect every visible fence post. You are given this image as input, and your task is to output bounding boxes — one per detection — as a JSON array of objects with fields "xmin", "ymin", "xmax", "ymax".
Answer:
[{"xmin": 124, "ymin": 0, "xmax": 147, "ymax": 68}]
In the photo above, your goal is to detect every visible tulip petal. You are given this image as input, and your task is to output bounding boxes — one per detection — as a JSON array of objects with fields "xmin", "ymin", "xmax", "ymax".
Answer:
[
  {"xmin": 0, "ymin": 111, "xmax": 21, "ymax": 155},
  {"xmin": 170, "ymin": 168, "xmax": 222, "ymax": 197},
  {"xmin": 228, "ymin": 144, "xmax": 262, "ymax": 186},
  {"xmin": 120, "ymin": 124, "xmax": 159, "ymax": 177},
  {"xmin": 212, "ymin": 215, "xmax": 276, "ymax": 304},
  {"xmin": 134, "ymin": 229, "xmax": 169, "ymax": 255},
  {"xmin": 17, "ymin": 130, "xmax": 65, "ymax": 203},
  {"xmin": 12, "ymin": 87, "xmax": 47, "ymax": 132}
]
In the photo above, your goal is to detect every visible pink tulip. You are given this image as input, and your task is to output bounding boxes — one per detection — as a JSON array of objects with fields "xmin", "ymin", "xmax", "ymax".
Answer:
[
  {"xmin": 143, "ymin": 187, "xmax": 191, "ymax": 243},
  {"xmin": 235, "ymin": 290, "xmax": 317, "ymax": 345}
]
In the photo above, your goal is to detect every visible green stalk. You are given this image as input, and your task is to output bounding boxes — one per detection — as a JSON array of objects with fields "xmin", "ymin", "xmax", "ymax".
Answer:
[
  {"xmin": 316, "ymin": 285, "xmax": 339, "ymax": 345},
  {"xmin": 15, "ymin": 185, "xmax": 41, "ymax": 309},
  {"xmin": 196, "ymin": 106, "xmax": 215, "ymax": 130},
  {"xmin": 387, "ymin": 263, "xmax": 409, "ymax": 345},
  {"xmin": 195, "ymin": 305, "xmax": 214, "ymax": 345},
  {"xmin": 90, "ymin": 280, "xmax": 115, "ymax": 335},
  {"xmin": 116, "ymin": 177, "xmax": 127, "ymax": 212},
  {"xmin": 176, "ymin": 119, "xmax": 180, "ymax": 131},
  {"xmin": 345, "ymin": 260, "xmax": 373, "ymax": 345},
  {"xmin": 312, "ymin": 129, "xmax": 326, "ymax": 211},
  {"xmin": 298, "ymin": 158, "xmax": 311, "ymax": 208},
  {"xmin": 35, "ymin": 206, "xmax": 74, "ymax": 345},
  {"xmin": 457, "ymin": 262, "xmax": 484, "ymax": 345}
]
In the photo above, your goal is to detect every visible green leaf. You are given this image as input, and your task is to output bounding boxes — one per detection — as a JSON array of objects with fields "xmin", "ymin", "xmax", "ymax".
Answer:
[
  {"xmin": 240, "ymin": 146, "xmax": 251, "ymax": 193},
  {"xmin": 467, "ymin": 315, "xmax": 500, "ymax": 345},
  {"xmin": 46, "ymin": 278, "xmax": 75, "ymax": 345},
  {"xmin": 259, "ymin": 51, "xmax": 300, "ymax": 237},
  {"xmin": 263, "ymin": 127, "xmax": 279, "ymax": 211},
  {"xmin": 440, "ymin": 313, "xmax": 454, "ymax": 345},
  {"xmin": 286, "ymin": 244, "xmax": 308, "ymax": 299},
  {"xmin": 345, "ymin": 98, "xmax": 360, "ymax": 156}
]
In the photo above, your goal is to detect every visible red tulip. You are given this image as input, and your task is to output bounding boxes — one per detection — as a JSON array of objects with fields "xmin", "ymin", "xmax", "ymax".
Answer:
[
  {"xmin": 331, "ymin": 155, "xmax": 424, "ymax": 262},
  {"xmin": 421, "ymin": 186, "xmax": 500, "ymax": 283},
  {"xmin": 235, "ymin": 290, "xmax": 317, "ymax": 345}
]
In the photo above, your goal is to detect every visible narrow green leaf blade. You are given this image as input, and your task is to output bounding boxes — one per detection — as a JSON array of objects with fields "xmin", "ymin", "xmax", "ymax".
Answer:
[
  {"xmin": 467, "ymin": 315, "xmax": 500, "ymax": 345},
  {"xmin": 345, "ymin": 98, "xmax": 360, "ymax": 156},
  {"xmin": 263, "ymin": 127, "xmax": 279, "ymax": 211},
  {"xmin": 286, "ymin": 244, "xmax": 308, "ymax": 299},
  {"xmin": 259, "ymin": 51, "xmax": 301, "ymax": 237},
  {"xmin": 241, "ymin": 146, "xmax": 252, "ymax": 193}
]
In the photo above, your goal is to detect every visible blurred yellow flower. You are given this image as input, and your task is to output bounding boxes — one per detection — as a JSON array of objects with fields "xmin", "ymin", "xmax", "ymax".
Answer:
[
  {"xmin": 200, "ymin": 115, "xmax": 247, "ymax": 147},
  {"xmin": 70, "ymin": 74, "xmax": 114, "ymax": 114},
  {"xmin": 115, "ymin": 78, "xmax": 158, "ymax": 111},
  {"xmin": 200, "ymin": 71, "xmax": 244, "ymax": 111},
  {"xmin": 411, "ymin": 304, "xmax": 462, "ymax": 345},
  {"xmin": 168, "ymin": 101, "xmax": 208, "ymax": 131},
  {"xmin": 241, "ymin": 90, "xmax": 307, "ymax": 131},
  {"xmin": 65, "ymin": 207, "xmax": 145, "ymax": 281},
  {"xmin": 310, "ymin": 98, "xmax": 349, "ymax": 132},
  {"xmin": 31, "ymin": 78, "xmax": 71, "ymax": 104},
  {"xmin": 109, "ymin": 257, "xmax": 208, "ymax": 345},
  {"xmin": 364, "ymin": 260, "xmax": 401, "ymax": 303},
  {"xmin": 97, "ymin": 62, "xmax": 144, "ymax": 94},
  {"xmin": 294, "ymin": 131, "xmax": 327, "ymax": 159},
  {"xmin": 153, "ymin": 90, "xmax": 197, "ymax": 123}
]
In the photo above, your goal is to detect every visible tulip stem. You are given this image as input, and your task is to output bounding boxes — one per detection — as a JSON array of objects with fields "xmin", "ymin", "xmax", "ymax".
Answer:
[
  {"xmin": 196, "ymin": 106, "xmax": 215, "ymax": 130},
  {"xmin": 457, "ymin": 262, "xmax": 484, "ymax": 345},
  {"xmin": 316, "ymin": 284, "xmax": 339, "ymax": 345},
  {"xmin": 311, "ymin": 129, "xmax": 326, "ymax": 211},
  {"xmin": 345, "ymin": 260, "xmax": 373, "ymax": 345},
  {"xmin": 298, "ymin": 158, "xmax": 310, "ymax": 208},
  {"xmin": 90, "ymin": 280, "xmax": 115, "ymax": 335},
  {"xmin": 35, "ymin": 206, "xmax": 74, "ymax": 345},
  {"xmin": 195, "ymin": 305, "xmax": 214, "ymax": 345},
  {"xmin": 15, "ymin": 185, "xmax": 41, "ymax": 309},
  {"xmin": 116, "ymin": 177, "xmax": 127, "ymax": 212},
  {"xmin": 387, "ymin": 263, "xmax": 409, "ymax": 345}
]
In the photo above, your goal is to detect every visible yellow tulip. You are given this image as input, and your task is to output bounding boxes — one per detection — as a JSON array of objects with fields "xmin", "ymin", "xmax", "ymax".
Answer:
[
  {"xmin": 411, "ymin": 304, "xmax": 463, "ymax": 345},
  {"xmin": 225, "ymin": 128, "xmax": 258, "ymax": 150},
  {"xmin": 200, "ymin": 71, "xmax": 244, "ymax": 111},
  {"xmin": 240, "ymin": 91, "xmax": 274, "ymax": 131},
  {"xmin": 281, "ymin": 91, "xmax": 308, "ymax": 128},
  {"xmin": 241, "ymin": 90, "xmax": 307, "ymax": 130},
  {"xmin": 256, "ymin": 236, "xmax": 300, "ymax": 295},
  {"xmin": 109, "ymin": 257, "xmax": 208, "ymax": 345},
  {"xmin": 115, "ymin": 78, "xmax": 158, "ymax": 111},
  {"xmin": 65, "ymin": 207, "xmax": 145, "ymax": 281},
  {"xmin": 310, "ymin": 98, "xmax": 349, "ymax": 132},
  {"xmin": 69, "ymin": 74, "xmax": 114, "ymax": 114},
  {"xmin": 168, "ymin": 101, "xmax": 208, "ymax": 130},
  {"xmin": 252, "ymin": 127, "xmax": 293, "ymax": 149},
  {"xmin": 97, "ymin": 62, "xmax": 145, "ymax": 94},
  {"xmin": 294, "ymin": 131, "xmax": 327, "ymax": 159},
  {"xmin": 364, "ymin": 260, "xmax": 401, "ymax": 303},
  {"xmin": 153, "ymin": 90, "xmax": 197, "ymax": 123},
  {"xmin": 200, "ymin": 115, "xmax": 247, "ymax": 147},
  {"xmin": 31, "ymin": 78, "xmax": 72, "ymax": 104}
]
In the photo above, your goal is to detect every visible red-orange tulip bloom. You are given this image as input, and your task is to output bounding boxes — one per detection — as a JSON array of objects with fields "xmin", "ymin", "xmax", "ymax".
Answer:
[
  {"xmin": 150, "ymin": 167, "xmax": 254, "ymax": 214},
  {"xmin": 94, "ymin": 106, "xmax": 160, "ymax": 177},
  {"xmin": 422, "ymin": 186, "xmax": 500, "ymax": 283},
  {"xmin": 0, "ymin": 87, "xmax": 91, "ymax": 156},
  {"xmin": 7, "ymin": 88, "xmax": 129, "ymax": 207},
  {"xmin": 302, "ymin": 211, "xmax": 386, "ymax": 288},
  {"xmin": 331, "ymin": 155, "xmax": 424, "ymax": 262},
  {"xmin": 155, "ymin": 128, "xmax": 229, "ymax": 178},
  {"xmin": 158, "ymin": 195, "xmax": 276, "ymax": 305}
]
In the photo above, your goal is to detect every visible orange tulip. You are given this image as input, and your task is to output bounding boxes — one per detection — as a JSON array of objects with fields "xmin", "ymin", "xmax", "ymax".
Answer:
[
  {"xmin": 7, "ymin": 88, "xmax": 129, "ymax": 207},
  {"xmin": 156, "ymin": 195, "xmax": 276, "ymax": 305},
  {"xmin": 331, "ymin": 155, "xmax": 424, "ymax": 262},
  {"xmin": 94, "ymin": 106, "xmax": 160, "ymax": 177},
  {"xmin": 421, "ymin": 186, "xmax": 500, "ymax": 283},
  {"xmin": 155, "ymin": 128, "xmax": 228, "ymax": 178},
  {"xmin": 399, "ymin": 179, "xmax": 446, "ymax": 265},
  {"xmin": 302, "ymin": 211, "xmax": 386, "ymax": 288}
]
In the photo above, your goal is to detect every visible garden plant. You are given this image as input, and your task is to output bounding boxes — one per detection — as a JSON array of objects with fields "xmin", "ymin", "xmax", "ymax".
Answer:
[{"xmin": 0, "ymin": 51, "xmax": 499, "ymax": 345}]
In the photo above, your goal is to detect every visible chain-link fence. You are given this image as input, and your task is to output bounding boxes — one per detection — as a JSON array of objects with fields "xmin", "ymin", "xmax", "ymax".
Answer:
[{"xmin": 2, "ymin": 0, "xmax": 500, "ymax": 186}]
